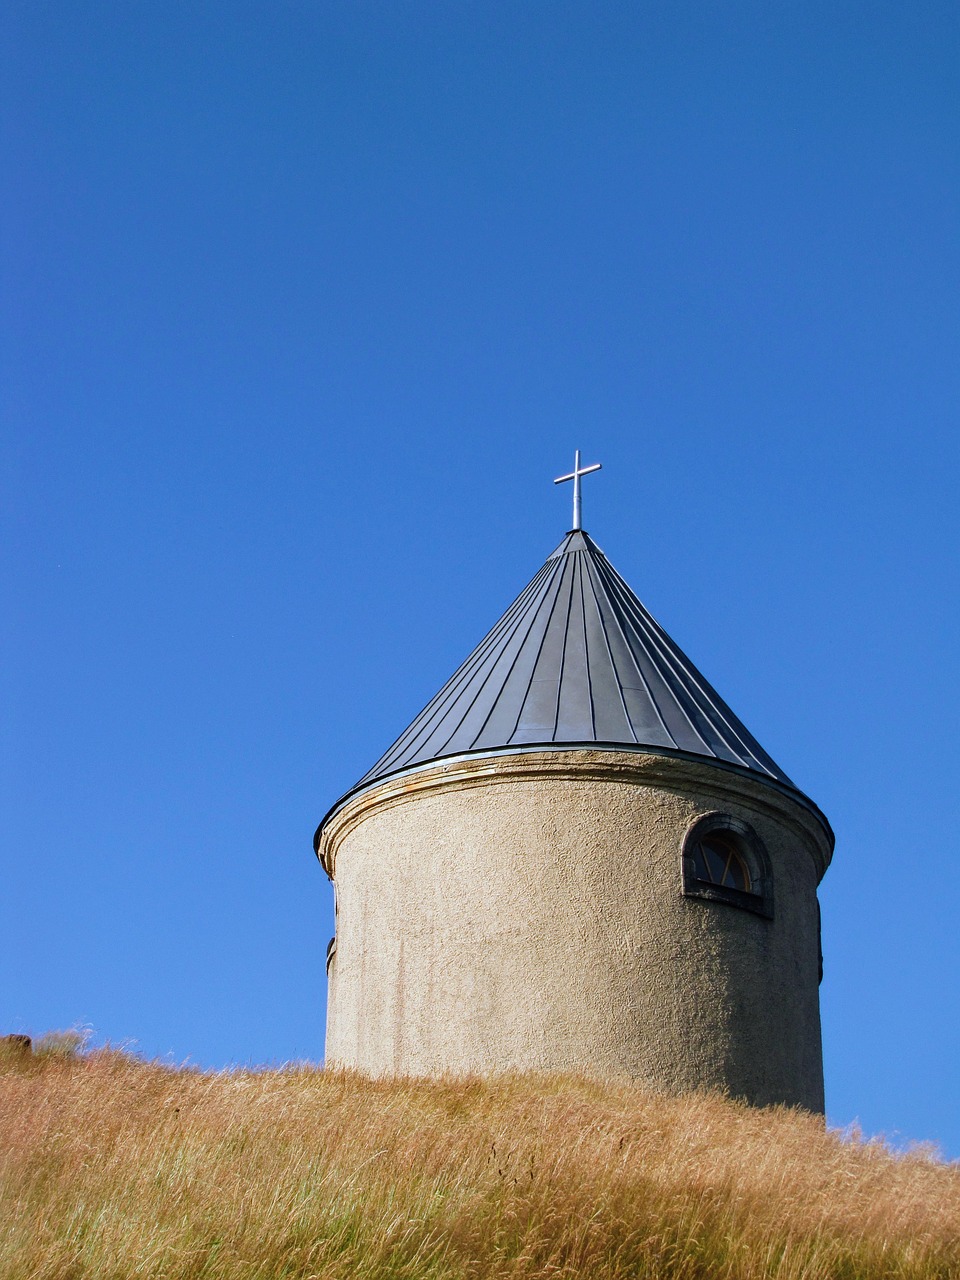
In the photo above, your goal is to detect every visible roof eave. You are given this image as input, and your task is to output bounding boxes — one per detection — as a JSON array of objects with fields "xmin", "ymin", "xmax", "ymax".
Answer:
[{"xmin": 313, "ymin": 740, "xmax": 834, "ymax": 859}]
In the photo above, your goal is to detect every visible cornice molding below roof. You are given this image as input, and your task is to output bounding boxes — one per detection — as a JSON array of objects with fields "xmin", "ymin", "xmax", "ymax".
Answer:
[
  {"xmin": 315, "ymin": 742, "xmax": 834, "ymax": 859},
  {"xmin": 343, "ymin": 528, "xmax": 797, "ymax": 808}
]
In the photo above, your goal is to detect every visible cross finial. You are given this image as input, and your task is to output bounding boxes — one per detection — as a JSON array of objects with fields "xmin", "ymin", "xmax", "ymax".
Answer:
[{"xmin": 554, "ymin": 449, "xmax": 602, "ymax": 531}]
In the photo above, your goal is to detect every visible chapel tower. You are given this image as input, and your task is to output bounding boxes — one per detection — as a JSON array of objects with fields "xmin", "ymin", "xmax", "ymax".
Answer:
[{"xmin": 314, "ymin": 457, "xmax": 833, "ymax": 1111}]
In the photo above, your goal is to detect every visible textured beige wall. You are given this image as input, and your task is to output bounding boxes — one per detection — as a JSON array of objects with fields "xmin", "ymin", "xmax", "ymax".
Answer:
[{"xmin": 318, "ymin": 750, "xmax": 833, "ymax": 1112}]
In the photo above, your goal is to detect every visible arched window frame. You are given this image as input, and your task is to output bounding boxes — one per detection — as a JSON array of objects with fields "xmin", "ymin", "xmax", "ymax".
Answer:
[{"xmin": 681, "ymin": 812, "xmax": 774, "ymax": 919}]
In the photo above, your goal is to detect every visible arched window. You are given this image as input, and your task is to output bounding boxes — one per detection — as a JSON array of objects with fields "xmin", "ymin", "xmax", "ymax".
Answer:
[
  {"xmin": 682, "ymin": 813, "xmax": 773, "ymax": 918},
  {"xmin": 691, "ymin": 831, "xmax": 752, "ymax": 891}
]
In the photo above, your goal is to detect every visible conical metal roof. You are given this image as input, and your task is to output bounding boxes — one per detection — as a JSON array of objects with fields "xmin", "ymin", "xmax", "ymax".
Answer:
[{"xmin": 353, "ymin": 529, "xmax": 794, "ymax": 792}]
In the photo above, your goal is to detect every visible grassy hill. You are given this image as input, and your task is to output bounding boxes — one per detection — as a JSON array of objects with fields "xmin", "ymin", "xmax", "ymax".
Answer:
[{"xmin": 2, "ymin": 1038, "xmax": 957, "ymax": 1280}]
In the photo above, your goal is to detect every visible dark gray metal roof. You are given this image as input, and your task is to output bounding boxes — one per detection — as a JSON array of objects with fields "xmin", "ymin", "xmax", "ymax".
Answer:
[{"xmin": 351, "ymin": 529, "xmax": 794, "ymax": 792}]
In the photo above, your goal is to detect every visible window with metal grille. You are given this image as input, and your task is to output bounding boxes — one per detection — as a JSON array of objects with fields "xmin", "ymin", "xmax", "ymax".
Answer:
[{"xmin": 682, "ymin": 813, "xmax": 773, "ymax": 918}]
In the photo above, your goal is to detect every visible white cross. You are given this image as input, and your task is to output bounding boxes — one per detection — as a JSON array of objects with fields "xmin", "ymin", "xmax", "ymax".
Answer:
[{"xmin": 554, "ymin": 449, "xmax": 602, "ymax": 531}]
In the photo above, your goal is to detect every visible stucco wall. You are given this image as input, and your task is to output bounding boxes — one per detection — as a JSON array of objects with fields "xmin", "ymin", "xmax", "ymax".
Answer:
[{"xmin": 318, "ymin": 750, "xmax": 833, "ymax": 1112}]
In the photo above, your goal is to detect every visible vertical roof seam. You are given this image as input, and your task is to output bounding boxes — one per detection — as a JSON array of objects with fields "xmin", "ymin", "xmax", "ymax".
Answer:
[
  {"xmin": 591, "ymin": 551, "xmax": 678, "ymax": 747},
  {"xmin": 551, "ymin": 554, "xmax": 577, "ymax": 739},
  {"xmin": 505, "ymin": 554, "xmax": 572, "ymax": 743},
  {"xmin": 473, "ymin": 556, "xmax": 566, "ymax": 745},
  {"xmin": 576, "ymin": 553, "xmax": 597, "ymax": 739},
  {"xmin": 597, "ymin": 554, "xmax": 775, "ymax": 773},
  {"xmin": 414, "ymin": 562, "xmax": 560, "ymax": 760},
  {"xmin": 362, "ymin": 563, "xmax": 553, "ymax": 780},
  {"xmin": 581, "ymin": 550, "xmax": 639, "ymax": 743},
  {"xmin": 595, "ymin": 555, "xmax": 711, "ymax": 753}
]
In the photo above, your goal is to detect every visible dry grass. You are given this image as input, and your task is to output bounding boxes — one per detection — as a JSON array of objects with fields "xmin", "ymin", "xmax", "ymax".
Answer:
[{"xmin": 1, "ymin": 1040, "xmax": 957, "ymax": 1279}]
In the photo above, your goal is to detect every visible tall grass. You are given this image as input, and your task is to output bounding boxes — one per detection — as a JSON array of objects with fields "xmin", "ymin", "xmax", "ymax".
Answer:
[{"xmin": 1, "ymin": 1042, "xmax": 957, "ymax": 1279}]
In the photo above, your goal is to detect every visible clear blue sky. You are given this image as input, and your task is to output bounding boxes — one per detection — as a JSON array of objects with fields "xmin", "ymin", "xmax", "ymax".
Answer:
[{"xmin": 3, "ymin": 3, "xmax": 958, "ymax": 1157}]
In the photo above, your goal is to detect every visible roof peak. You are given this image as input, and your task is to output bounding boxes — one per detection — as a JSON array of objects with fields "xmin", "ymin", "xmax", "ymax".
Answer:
[{"xmin": 548, "ymin": 528, "xmax": 596, "ymax": 557}]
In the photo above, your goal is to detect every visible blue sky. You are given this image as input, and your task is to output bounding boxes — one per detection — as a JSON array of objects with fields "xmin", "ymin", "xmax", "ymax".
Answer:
[{"xmin": 3, "ymin": 3, "xmax": 958, "ymax": 1156}]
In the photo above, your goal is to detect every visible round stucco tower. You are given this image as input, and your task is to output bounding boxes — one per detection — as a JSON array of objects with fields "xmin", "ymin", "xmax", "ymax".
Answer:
[{"xmin": 316, "ymin": 528, "xmax": 834, "ymax": 1112}]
